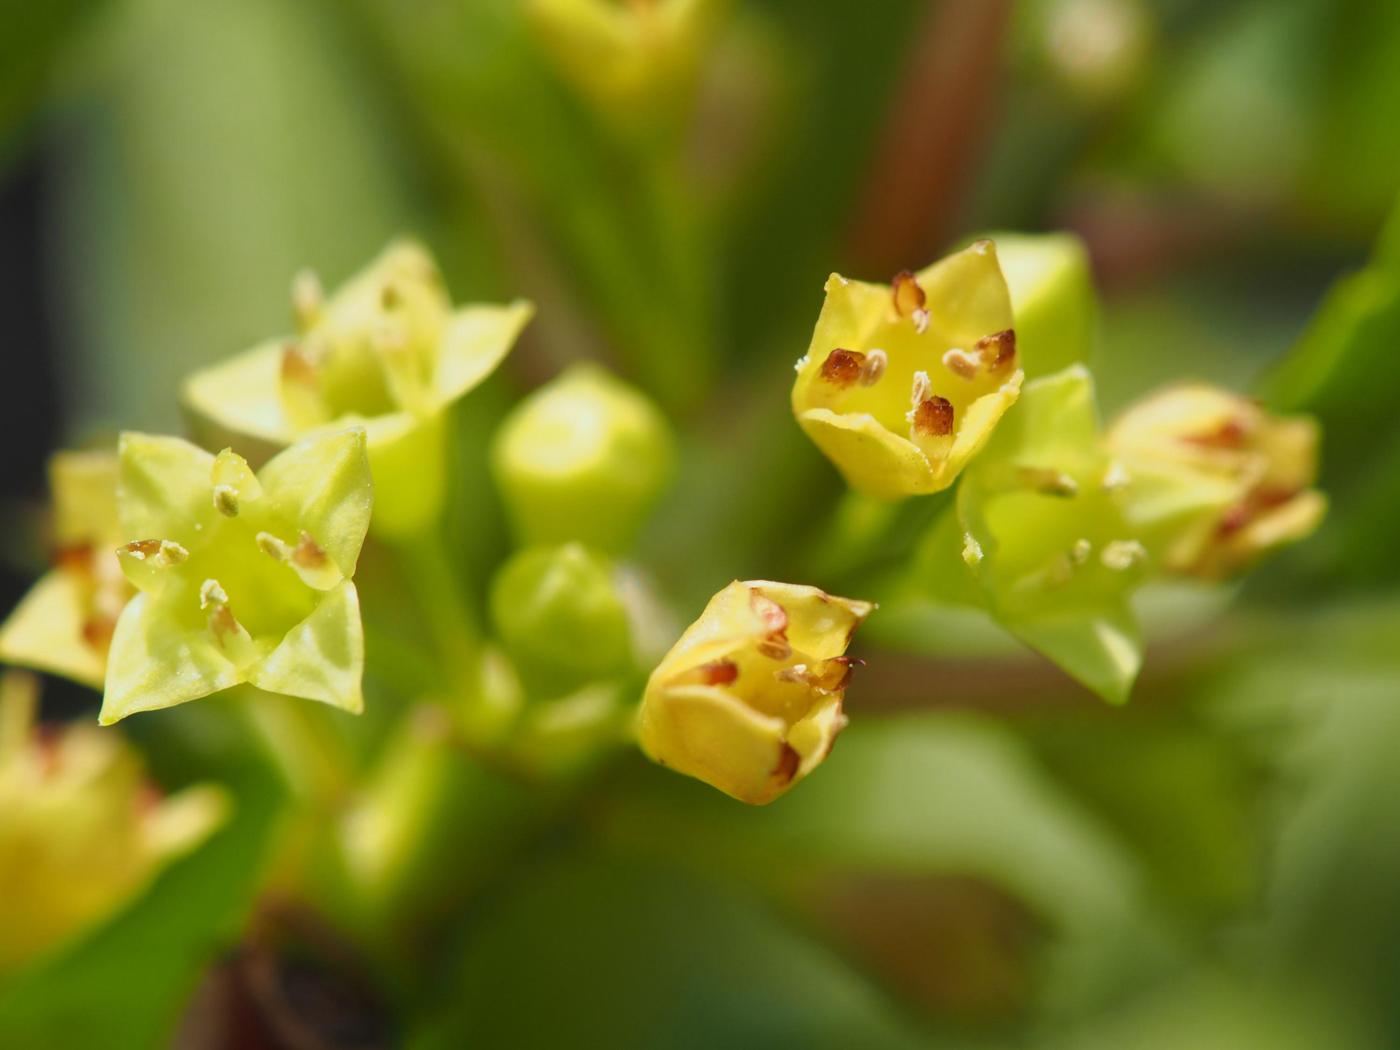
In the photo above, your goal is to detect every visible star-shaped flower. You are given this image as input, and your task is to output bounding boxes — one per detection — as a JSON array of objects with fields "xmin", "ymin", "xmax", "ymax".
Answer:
[{"xmin": 99, "ymin": 428, "xmax": 372, "ymax": 725}]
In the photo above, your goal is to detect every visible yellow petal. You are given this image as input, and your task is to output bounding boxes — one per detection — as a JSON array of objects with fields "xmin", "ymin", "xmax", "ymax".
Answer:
[
  {"xmin": 0, "ymin": 571, "xmax": 109, "ymax": 688},
  {"xmin": 248, "ymin": 581, "xmax": 364, "ymax": 715}
]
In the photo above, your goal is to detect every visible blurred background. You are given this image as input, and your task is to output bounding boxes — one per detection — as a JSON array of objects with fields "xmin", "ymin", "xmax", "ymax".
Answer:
[{"xmin": 2, "ymin": 0, "xmax": 1400, "ymax": 1046}]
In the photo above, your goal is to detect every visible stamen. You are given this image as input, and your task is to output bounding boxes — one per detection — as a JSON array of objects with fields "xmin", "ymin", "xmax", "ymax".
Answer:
[
  {"xmin": 942, "ymin": 347, "xmax": 984, "ymax": 380},
  {"xmin": 910, "ymin": 396, "xmax": 955, "ymax": 437},
  {"xmin": 1069, "ymin": 538, "xmax": 1092, "ymax": 565},
  {"xmin": 118, "ymin": 539, "xmax": 188, "ymax": 568},
  {"xmin": 256, "ymin": 531, "xmax": 293, "ymax": 562},
  {"xmin": 1018, "ymin": 467, "xmax": 1079, "ymax": 497},
  {"xmin": 750, "ymin": 590, "xmax": 792, "ymax": 660},
  {"xmin": 819, "ymin": 348, "xmax": 866, "ymax": 389},
  {"xmin": 670, "ymin": 659, "xmax": 739, "ymax": 687},
  {"xmin": 291, "ymin": 269, "xmax": 324, "ymax": 332},
  {"xmin": 859, "ymin": 349, "xmax": 888, "ymax": 386},
  {"xmin": 293, "ymin": 531, "xmax": 328, "ymax": 569},
  {"xmin": 212, "ymin": 484, "xmax": 239, "ymax": 517},
  {"xmin": 1101, "ymin": 540, "xmax": 1147, "ymax": 571},
  {"xmin": 962, "ymin": 533, "xmax": 984, "ymax": 566},
  {"xmin": 975, "ymin": 329, "xmax": 1017, "ymax": 373},
  {"xmin": 909, "ymin": 370, "xmax": 933, "ymax": 407},
  {"xmin": 199, "ymin": 579, "xmax": 229, "ymax": 610},
  {"xmin": 891, "ymin": 270, "xmax": 926, "ymax": 318},
  {"xmin": 1101, "ymin": 461, "xmax": 1131, "ymax": 491}
]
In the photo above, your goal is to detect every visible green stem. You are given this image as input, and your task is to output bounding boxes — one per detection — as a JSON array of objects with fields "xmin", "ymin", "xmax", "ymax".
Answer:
[{"xmin": 389, "ymin": 526, "xmax": 481, "ymax": 706}]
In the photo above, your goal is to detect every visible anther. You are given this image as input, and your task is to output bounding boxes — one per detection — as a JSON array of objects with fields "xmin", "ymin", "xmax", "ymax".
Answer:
[{"xmin": 212, "ymin": 484, "xmax": 239, "ymax": 517}]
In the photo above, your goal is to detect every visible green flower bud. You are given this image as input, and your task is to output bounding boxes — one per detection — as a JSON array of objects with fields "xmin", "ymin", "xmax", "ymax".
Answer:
[
  {"xmin": 527, "ymin": 0, "xmax": 717, "ymax": 126},
  {"xmin": 491, "ymin": 364, "xmax": 674, "ymax": 553},
  {"xmin": 0, "ymin": 451, "xmax": 130, "ymax": 687},
  {"xmin": 639, "ymin": 580, "xmax": 873, "ymax": 805},
  {"xmin": 99, "ymin": 428, "xmax": 372, "ymax": 725},
  {"xmin": 489, "ymin": 543, "xmax": 632, "ymax": 694},
  {"xmin": 981, "ymin": 230, "xmax": 1098, "ymax": 376},
  {"xmin": 791, "ymin": 241, "xmax": 1025, "ymax": 499},
  {"xmin": 0, "ymin": 671, "xmax": 226, "ymax": 974},
  {"xmin": 183, "ymin": 240, "xmax": 532, "ymax": 538}
]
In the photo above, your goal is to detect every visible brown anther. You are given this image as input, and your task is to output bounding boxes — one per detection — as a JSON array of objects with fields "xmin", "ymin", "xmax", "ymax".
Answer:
[
  {"xmin": 1217, "ymin": 504, "xmax": 1251, "ymax": 536},
  {"xmin": 293, "ymin": 531, "xmax": 328, "ymax": 569},
  {"xmin": 750, "ymin": 591, "xmax": 792, "ymax": 659},
  {"xmin": 912, "ymin": 396, "xmax": 955, "ymax": 437},
  {"xmin": 208, "ymin": 604, "xmax": 240, "ymax": 643},
  {"xmin": 281, "ymin": 342, "xmax": 319, "ymax": 387},
  {"xmin": 975, "ymin": 329, "xmax": 1017, "ymax": 372},
  {"xmin": 809, "ymin": 656, "xmax": 862, "ymax": 694},
  {"xmin": 771, "ymin": 743, "xmax": 801, "ymax": 786},
  {"xmin": 121, "ymin": 539, "xmax": 164, "ymax": 560},
  {"xmin": 820, "ymin": 348, "xmax": 866, "ymax": 389},
  {"xmin": 1252, "ymin": 486, "xmax": 1299, "ymax": 511},
  {"xmin": 670, "ymin": 659, "xmax": 739, "ymax": 688},
  {"xmin": 1018, "ymin": 467, "xmax": 1079, "ymax": 498},
  {"xmin": 81, "ymin": 615, "xmax": 117, "ymax": 652},
  {"xmin": 1185, "ymin": 417, "xmax": 1250, "ymax": 449},
  {"xmin": 891, "ymin": 270, "xmax": 927, "ymax": 317},
  {"xmin": 54, "ymin": 543, "xmax": 94, "ymax": 574}
]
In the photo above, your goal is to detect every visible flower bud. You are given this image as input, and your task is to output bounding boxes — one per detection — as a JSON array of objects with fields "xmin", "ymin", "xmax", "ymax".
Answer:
[
  {"xmin": 0, "ymin": 672, "xmax": 225, "ymax": 973},
  {"xmin": 0, "ymin": 451, "xmax": 130, "ymax": 687},
  {"xmin": 981, "ymin": 231, "xmax": 1097, "ymax": 376},
  {"xmin": 491, "ymin": 364, "xmax": 674, "ymax": 554},
  {"xmin": 791, "ymin": 241, "xmax": 1024, "ymax": 499},
  {"xmin": 489, "ymin": 543, "xmax": 633, "ymax": 694},
  {"xmin": 99, "ymin": 428, "xmax": 373, "ymax": 724},
  {"xmin": 639, "ymin": 580, "xmax": 872, "ymax": 805},
  {"xmin": 1105, "ymin": 384, "xmax": 1326, "ymax": 579},
  {"xmin": 183, "ymin": 240, "xmax": 532, "ymax": 538}
]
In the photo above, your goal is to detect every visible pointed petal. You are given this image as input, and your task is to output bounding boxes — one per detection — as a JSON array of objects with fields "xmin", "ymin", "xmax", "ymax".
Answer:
[
  {"xmin": 181, "ymin": 341, "xmax": 296, "ymax": 449},
  {"xmin": 797, "ymin": 408, "xmax": 939, "ymax": 498},
  {"xmin": 248, "ymin": 581, "xmax": 364, "ymax": 715},
  {"xmin": 747, "ymin": 581, "xmax": 872, "ymax": 661},
  {"xmin": 0, "ymin": 571, "xmax": 108, "ymax": 687},
  {"xmin": 916, "ymin": 239, "xmax": 1016, "ymax": 347},
  {"xmin": 433, "ymin": 301, "xmax": 534, "ymax": 407},
  {"xmin": 117, "ymin": 433, "xmax": 217, "ymax": 545},
  {"xmin": 100, "ymin": 592, "xmax": 244, "ymax": 725},
  {"xmin": 1004, "ymin": 602, "xmax": 1143, "ymax": 705},
  {"xmin": 256, "ymin": 429, "xmax": 372, "ymax": 578}
]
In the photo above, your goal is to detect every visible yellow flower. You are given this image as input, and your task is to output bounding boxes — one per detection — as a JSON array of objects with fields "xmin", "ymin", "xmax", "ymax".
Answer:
[
  {"xmin": 99, "ymin": 428, "xmax": 372, "ymax": 725},
  {"xmin": 639, "ymin": 580, "xmax": 872, "ymax": 805},
  {"xmin": 1105, "ymin": 383, "xmax": 1326, "ymax": 578},
  {"xmin": 0, "ymin": 672, "xmax": 226, "ymax": 974},
  {"xmin": 183, "ymin": 240, "xmax": 532, "ymax": 537},
  {"xmin": 0, "ymin": 451, "xmax": 129, "ymax": 687},
  {"xmin": 791, "ymin": 241, "xmax": 1025, "ymax": 499}
]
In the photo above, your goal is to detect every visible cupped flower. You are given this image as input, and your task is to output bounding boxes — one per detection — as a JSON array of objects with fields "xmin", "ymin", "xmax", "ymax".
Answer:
[
  {"xmin": 792, "ymin": 241, "xmax": 1025, "ymax": 499},
  {"xmin": 639, "ymin": 580, "xmax": 872, "ymax": 805},
  {"xmin": 1105, "ymin": 384, "xmax": 1326, "ymax": 579},
  {"xmin": 0, "ymin": 672, "xmax": 226, "ymax": 973},
  {"xmin": 99, "ymin": 428, "xmax": 372, "ymax": 725},
  {"xmin": 0, "ymin": 451, "xmax": 130, "ymax": 686},
  {"xmin": 183, "ymin": 240, "xmax": 532, "ymax": 537}
]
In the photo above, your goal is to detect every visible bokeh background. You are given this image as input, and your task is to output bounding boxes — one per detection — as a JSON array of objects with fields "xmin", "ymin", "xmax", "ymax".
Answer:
[{"xmin": 2, "ymin": 0, "xmax": 1400, "ymax": 1046}]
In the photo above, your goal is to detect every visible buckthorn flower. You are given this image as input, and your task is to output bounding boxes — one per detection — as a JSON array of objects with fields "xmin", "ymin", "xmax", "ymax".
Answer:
[
  {"xmin": 0, "ymin": 451, "xmax": 129, "ymax": 686},
  {"xmin": 492, "ymin": 363, "xmax": 674, "ymax": 554},
  {"xmin": 0, "ymin": 672, "xmax": 226, "ymax": 973},
  {"xmin": 1105, "ymin": 383, "xmax": 1326, "ymax": 578},
  {"xmin": 183, "ymin": 240, "xmax": 531, "ymax": 538},
  {"xmin": 99, "ymin": 428, "xmax": 372, "ymax": 725},
  {"xmin": 791, "ymin": 241, "xmax": 1025, "ymax": 499},
  {"xmin": 639, "ymin": 581, "xmax": 872, "ymax": 804}
]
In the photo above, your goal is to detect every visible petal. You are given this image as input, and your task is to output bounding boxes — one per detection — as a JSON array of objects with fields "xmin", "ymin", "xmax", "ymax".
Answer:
[
  {"xmin": 142, "ymin": 784, "xmax": 230, "ymax": 859},
  {"xmin": 0, "ymin": 570, "xmax": 109, "ymax": 687},
  {"xmin": 361, "ymin": 411, "xmax": 445, "ymax": 540},
  {"xmin": 915, "ymin": 239, "xmax": 1016, "ymax": 348},
  {"xmin": 248, "ymin": 581, "xmax": 364, "ymax": 715},
  {"xmin": 649, "ymin": 580, "xmax": 767, "ymax": 679},
  {"xmin": 1002, "ymin": 602, "xmax": 1143, "ymax": 705},
  {"xmin": 746, "ymin": 580, "xmax": 872, "ymax": 661},
  {"xmin": 100, "ymin": 592, "xmax": 244, "ymax": 725},
  {"xmin": 981, "ymin": 231, "xmax": 1097, "ymax": 376},
  {"xmin": 786, "ymin": 692, "xmax": 848, "ymax": 781},
  {"xmin": 432, "ymin": 301, "xmax": 534, "ymax": 407},
  {"xmin": 638, "ymin": 683, "xmax": 791, "ymax": 805},
  {"xmin": 256, "ymin": 429, "xmax": 372, "ymax": 578},
  {"xmin": 796, "ymin": 408, "xmax": 939, "ymax": 498},
  {"xmin": 50, "ymin": 450, "xmax": 120, "ymax": 548},
  {"xmin": 181, "ymin": 340, "xmax": 296, "ymax": 449},
  {"xmin": 939, "ymin": 370, "xmax": 1024, "ymax": 485},
  {"xmin": 117, "ymin": 432, "xmax": 217, "ymax": 546},
  {"xmin": 975, "ymin": 365, "xmax": 1099, "ymax": 477}
]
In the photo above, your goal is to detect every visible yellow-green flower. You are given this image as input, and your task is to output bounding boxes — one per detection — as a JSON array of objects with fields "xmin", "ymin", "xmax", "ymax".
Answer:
[
  {"xmin": 0, "ymin": 672, "xmax": 226, "ymax": 974},
  {"xmin": 99, "ymin": 428, "xmax": 372, "ymax": 725},
  {"xmin": 492, "ymin": 363, "xmax": 674, "ymax": 554},
  {"xmin": 639, "ymin": 580, "xmax": 872, "ymax": 805},
  {"xmin": 0, "ymin": 451, "xmax": 129, "ymax": 687},
  {"xmin": 183, "ymin": 240, "xmax": 532, "ymax": 538},
  {"xmin": 527, "ymin": 0, "xmax": 716, "ymax": 121},
  {"xmin": 1105, "ymin": 383, "xmax": 1326, "ymax": 579},
  {"xmin": 792, "ymin": 241, "xmax": 1025, "ymax": 499}
]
